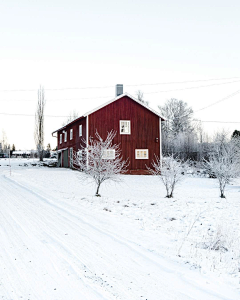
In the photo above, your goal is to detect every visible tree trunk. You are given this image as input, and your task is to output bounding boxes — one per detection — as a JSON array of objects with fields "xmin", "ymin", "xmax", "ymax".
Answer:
[
  {"xmin": 95, "ymin": 184, "xmax": 101, "ymax": 197},
  {"xmin": 220, "ymin": 191, "xmax": 225, "ymax": 198},
  {"xmin": 40, "ymin": 150, "xmax": 44, "ymax": 162}
]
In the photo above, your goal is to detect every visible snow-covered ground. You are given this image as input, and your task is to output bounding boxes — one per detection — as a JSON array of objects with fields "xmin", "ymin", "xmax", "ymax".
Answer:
[{"xmin": 0, "ymin": 158, "xmax": 240, "ymax": 300}]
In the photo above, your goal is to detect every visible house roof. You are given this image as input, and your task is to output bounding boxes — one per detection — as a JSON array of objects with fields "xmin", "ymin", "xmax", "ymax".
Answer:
[{"xmin": 52, "ymin": 93, "xmax": 165, "ymax": 135}]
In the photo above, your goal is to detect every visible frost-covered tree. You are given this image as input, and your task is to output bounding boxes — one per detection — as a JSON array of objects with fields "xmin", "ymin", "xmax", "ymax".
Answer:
[
  {"xmin": 136, "ymin": 90, "xmax": 149, "ymax": 106},
  {"xmin": 159, "ymin": 98, "xmax": 194, "ymax": 137},
  {"xmin": 34, "ymin": 86, "xmax": 45, "ymax": 162},
  {"xmin": 0, "ymin": 130, "xmax": 10, "ymax": 154},
  {"xmin": 159, "ymin": 99, "xmax": 195, "ymax": 157},
  {"xmin": 62, "ymin": 110, "xmax": 79, "ymax": 126},
  {"xmin": 148, "ymin": 155, "xmax": 186, "ymax": 198},
  {"xmin": 204, "ymin": 134, "xmax": 240, "ymax": 198},
  {"xmin": 232, "ymin": 130, "xmax": 240, "ymax": 139},
  {"xmin": 73, "ymin": 131, "xmax": 129, "ymax": 197}
]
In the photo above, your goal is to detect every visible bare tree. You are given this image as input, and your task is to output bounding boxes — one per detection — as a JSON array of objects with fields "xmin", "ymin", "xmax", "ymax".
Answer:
[
  {"xmin": 62, "ymin": 110, "xmax": 79, "ymax": 126},
  {"xmin": 159, "ymin": 98, "xmax": 194, "ymax": 136},
  {"xmin": 148, "ymin": 155, "xmax": 186, "ymax": 198},
  {"xmin": 204, "ymin": 135, "xmax": 240, "ymax": 198},
  {"xmin": 159, "ymin": 98, "xmax": 195, "ymax": 157},
  {"xmin": 34, "ymin": 86, "xmax": 45, "ymax": 162},
  {"xmin": 136, "ymin": 90, "xmax": 149, "ymax": 106},
  {"xmin": 73, "ymin": 131, "xmax": 129, "ymax": 197},
  {"xmin": 0, "ymin": 130, "xmax": 10, "ymax": 154}
]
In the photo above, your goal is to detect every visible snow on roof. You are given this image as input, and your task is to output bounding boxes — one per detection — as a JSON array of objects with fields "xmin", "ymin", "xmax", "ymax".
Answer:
[
  {"xmin": 12, "ymin": 151, "xmax": 32, "ymax": 155},
  {"xmin": 52, "ymin": 93, "xmax": 165, "ymax": 135}
]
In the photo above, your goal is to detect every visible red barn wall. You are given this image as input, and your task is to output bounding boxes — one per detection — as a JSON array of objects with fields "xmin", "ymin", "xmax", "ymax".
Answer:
[
  {"xmin": 57, "ymin": 118, "xmax": 86, "ymax": 166},
  {"xmin": 88, "ymin": 96, "xmax": 160, "ymax": 172}
]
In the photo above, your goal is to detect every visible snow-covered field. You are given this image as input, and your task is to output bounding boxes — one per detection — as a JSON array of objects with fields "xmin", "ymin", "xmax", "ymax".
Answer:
[{"xmin": 0, "ymin": 158, "xmax": 240, "ymax": 300}]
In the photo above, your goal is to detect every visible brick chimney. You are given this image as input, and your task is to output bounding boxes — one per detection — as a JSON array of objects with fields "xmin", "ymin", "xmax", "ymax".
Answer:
[{"xmin": 116, "ymin": 84, "xmax": 123, "ymax": 97}]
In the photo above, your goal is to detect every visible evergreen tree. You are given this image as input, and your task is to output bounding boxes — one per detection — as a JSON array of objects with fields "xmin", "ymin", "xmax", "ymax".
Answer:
[{"xmin": 232, "ymin": 130, "xmax": 240, "ymax": 138}]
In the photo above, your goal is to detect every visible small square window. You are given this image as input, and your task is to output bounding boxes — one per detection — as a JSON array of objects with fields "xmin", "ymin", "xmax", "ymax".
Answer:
[
  {"xmin": 79, "ymin": 125, "xmax": 82, "ymax": 137},
  {"xmin": 70, "ymin": 129, "xmax": 73, "ymax": 140},
  {"xmin": 60, "ymin": 134, "xmax": 62, "ymax": 144},
  {"xmin": 120, "ymin": 120, "xmax": 130, "ymax": 134},
  {"xmin": 102, "ymin": 149, "xmax": 115, "ymax": 159},
  {"xmin": 135, "ymin": 149, "xmax": 149, "ymax": 159}
]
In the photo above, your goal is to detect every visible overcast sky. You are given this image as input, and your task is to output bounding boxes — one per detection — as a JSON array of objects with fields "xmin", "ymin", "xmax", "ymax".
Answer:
[{"xmin": 1, "ymin": 0, "xmax": 240, "ymax": 150}]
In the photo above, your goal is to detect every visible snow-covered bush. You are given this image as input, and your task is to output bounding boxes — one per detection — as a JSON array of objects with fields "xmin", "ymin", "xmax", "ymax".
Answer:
[
  {"xmin": 148, "ymin": 155, "xmax": 187, "ymax": 198},
  {"xmin": 193, "ymin": 224, "xmax": 240, "ymax": 274},
  {"xmin": 204, "ymin": 136, "xmax": 240, "ymax": 198},
  {"xmin": 73, "ymin": 131, "xmax": 129, "ymax": 197}
]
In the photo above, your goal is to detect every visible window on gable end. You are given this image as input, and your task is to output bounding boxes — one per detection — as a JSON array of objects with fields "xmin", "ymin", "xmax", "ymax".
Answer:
[
  {"xmin": 120, "ymin": 120, "xmax": 131, "ymax": 134},
  {"xmin": 60, "ymin": 134, "xmax": 62, "ymax": 144},
  {"xmin": 70, "ymin": 129, "xmax": 73, "ymax": 140}
]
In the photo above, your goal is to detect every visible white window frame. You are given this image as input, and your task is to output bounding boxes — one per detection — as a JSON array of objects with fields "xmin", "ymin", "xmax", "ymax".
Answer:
[
  {"xmin": 70, "ymin": 129, "xmax": 73, "ymax": 140},
  {"xmin": 120, "ymin": 120, "xmax": 131, "ymax": 135},
  {"xmin": 135, "ymin": 149, "xmax": 149, "ymax": 159},
  {"xmin": 64, "ymin": 131, "xmax": 67, "ymax": 142},
  {"xmin": 60, "ymin": 134, "xmax": 62, "ymax": 144},
  {"xmin": 102, "ymin": 149, "xmax": 115, "ymax": 160},
  {"xmin": 79, "ymin": 125, "xmax": 82, "ymax": 137}
]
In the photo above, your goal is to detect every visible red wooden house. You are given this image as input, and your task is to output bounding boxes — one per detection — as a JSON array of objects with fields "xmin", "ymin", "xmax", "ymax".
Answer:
[{"xmin": 52, "ymin": 88, "xmax": 165, "ymax": 174}]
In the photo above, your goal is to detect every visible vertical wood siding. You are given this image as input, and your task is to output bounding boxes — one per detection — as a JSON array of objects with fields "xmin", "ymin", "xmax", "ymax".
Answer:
[
  {"xmin": 88, "ymin": 96, "xmax": 161, "ymax": 171},
  {"xmin": 57, "ymin": 117, "xmax": 86, "ymax": 166}
]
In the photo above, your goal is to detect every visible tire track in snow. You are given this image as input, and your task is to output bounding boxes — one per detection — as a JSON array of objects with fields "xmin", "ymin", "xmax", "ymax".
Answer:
[
  {"xmin": 1, "ymin": 174, "xmax": 239, "ymax": 300},
  {"xmin": 0, "ymin": 175, "xmax": 111, "ymax": 300},
  {"xmin": 0, "ymin": 175, "xmax": 146, "ymax": 300}
]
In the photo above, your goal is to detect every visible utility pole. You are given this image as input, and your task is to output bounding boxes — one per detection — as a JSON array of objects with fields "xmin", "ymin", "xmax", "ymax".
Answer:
[{"xmin": 9, "ymin": 148, "xmax": 11, "ymax": 176}]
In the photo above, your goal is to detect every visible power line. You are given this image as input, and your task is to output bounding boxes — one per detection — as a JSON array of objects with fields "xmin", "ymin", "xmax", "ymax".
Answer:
[
  {"xmin": 193, "ymin": 120, "xmax": 240, "ymax": 124},
  {"xmin": 126, "ymin": 76, "xmax": 240, "ymax": 87},
  {"xmin": 0, "ymin": 112, "xmax": 69, "ymax": 117},
  {"xmin": 144, "ymin": 79, "xmax": 240, "ymax": 94},
  {"xmin": 1, "ymin": 80, "xmax": 240, "ymax": 102},
  {"xmin": 0, "ymin": 95, "xmax": 113, "ymax": 102},
  {"xmin": 195, "ymin": 89, "xmax": 240, "ymax": 112},
  {"xmin": 0, "ymin": 76, "xmax": 239, "ymax": 92},
  {"xmin": 0, "ymin": 111, "xmax": 240, "ymax": 124}
]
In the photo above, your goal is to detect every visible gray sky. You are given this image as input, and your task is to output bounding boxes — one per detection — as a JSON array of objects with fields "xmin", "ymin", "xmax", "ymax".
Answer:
[{"xmin": 1, "ymin": 0, "xmax": 240, "ymax": 150}]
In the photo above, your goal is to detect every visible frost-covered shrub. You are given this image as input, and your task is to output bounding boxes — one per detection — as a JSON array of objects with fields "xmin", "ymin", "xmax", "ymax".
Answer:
[
  {"xmin": 193, "ymin": 224, "xmax": 240, "ymax": 274},
  {"xmin": 73, "ymin": 130, "xmax": 128, "ymax": 197},
  {"xmin": 203, "ymin": 135, "xmax": 240, "ymax": 198},
  {"xmin": 148, "ymin": 155, "xmax": 187, "ymax": 198}
]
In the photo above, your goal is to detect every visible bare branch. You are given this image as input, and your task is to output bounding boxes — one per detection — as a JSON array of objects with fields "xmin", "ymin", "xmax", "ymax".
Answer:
[
  {"xmin": 73, "ymin": 130, "xmax": 129, "ymax": 196},
  {"xmin": 147, "ymin": 155, "xmax": 187, "ymax": 198},
  {"xmin": 34, "ymin": 86, "xmax": 46, "ymax": 162},
  {"xmin": 203, "ymin": 136, "xmax": 240, "ymax": 198}
]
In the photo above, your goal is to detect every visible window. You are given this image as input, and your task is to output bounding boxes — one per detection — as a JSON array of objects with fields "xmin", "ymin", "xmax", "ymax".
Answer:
[
  {"xmin": 102, "ymin": 149, "xmax": 115, "ymax": 159},
  {"xmin": 79, "ymin": 125, "xmax": 82, "ymax": 137},
  {"xmin": 70, "ymin": 129, "xmax": 73, "ymax": 140},
  {"xmin": 120, "ymin": 120, "xmax": 131, "ymax": 134},
  {"xmin": 60, "ymin": 134, "xmax": 62, "ymax": 144},
  {"xmin": 135, "ymin": 149, "xmax": 149, "ymax": 159},
  {"xmin": 77, "ymin": 150, "xmax": 83, "ymax": 160},
  {"xmin": 64, "ymin": 131, "xmax": 67, "ymax": 142}
]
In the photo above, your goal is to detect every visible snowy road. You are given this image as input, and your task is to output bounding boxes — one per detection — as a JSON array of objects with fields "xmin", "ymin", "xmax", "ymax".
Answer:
[{"xmin": 0, "ymin": 168, "xmax": 239, "ymax": 300}]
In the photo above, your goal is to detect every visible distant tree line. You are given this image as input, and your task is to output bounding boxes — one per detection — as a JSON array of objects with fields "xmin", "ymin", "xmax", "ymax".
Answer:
[{"xmin": 158, "ymin": 98, "xmax": 239, "ymax": 162}]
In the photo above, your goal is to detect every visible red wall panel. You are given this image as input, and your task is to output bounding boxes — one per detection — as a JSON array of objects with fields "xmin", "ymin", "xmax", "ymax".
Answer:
[{"xmin": 88, "ymin": 96, "xmax": 161, "ymax": 171}]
